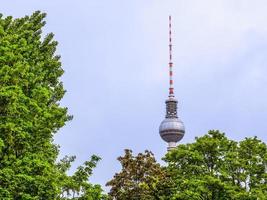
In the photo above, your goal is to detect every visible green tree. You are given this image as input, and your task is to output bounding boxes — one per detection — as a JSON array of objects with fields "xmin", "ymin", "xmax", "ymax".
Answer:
[
  {"xmin": 106, "ymin": 149, "xmax": 172, "ymax": 200},
  {"xmin": 0, "ymin": 11, "xmax": 106, "ymax": 199},
  {"xmin": 57, "ymin": 155, "xmax": 107, "ymax": 200},
  {"xmin": 164, "ymin": 130, "xmax": 267, "ymax": 200},
  {"xmin": 108, "ymin": 132, "xmax": 267, "ymax": 200}
]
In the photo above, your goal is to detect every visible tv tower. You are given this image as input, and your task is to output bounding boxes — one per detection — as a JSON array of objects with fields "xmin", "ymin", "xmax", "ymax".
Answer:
[{"xmin": 159, "ymin": 16, "xmax": 185, "ymax": 151}]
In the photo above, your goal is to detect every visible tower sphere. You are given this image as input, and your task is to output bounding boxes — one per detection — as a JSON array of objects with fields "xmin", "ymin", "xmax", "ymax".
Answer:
[{"xmin": 159, "ymin": 118, "xmax": 185, "ymax": 143}]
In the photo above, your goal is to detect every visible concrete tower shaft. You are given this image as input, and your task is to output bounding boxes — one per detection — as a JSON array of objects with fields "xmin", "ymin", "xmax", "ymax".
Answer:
[{"xmin": 165, "ymin": 98, "xmax": 178, "ymax": 118}]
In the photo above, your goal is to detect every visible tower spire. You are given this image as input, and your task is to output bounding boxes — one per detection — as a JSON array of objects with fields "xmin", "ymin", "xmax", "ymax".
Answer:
[{"xmin": 169, "ymin": 15, "xmax": 174, "ymax": 97}]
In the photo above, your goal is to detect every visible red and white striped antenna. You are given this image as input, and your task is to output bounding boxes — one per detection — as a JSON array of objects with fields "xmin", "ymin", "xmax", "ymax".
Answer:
[{"xmin": 168, "ymin": 15, "xmax": 174, "ymax": 97}]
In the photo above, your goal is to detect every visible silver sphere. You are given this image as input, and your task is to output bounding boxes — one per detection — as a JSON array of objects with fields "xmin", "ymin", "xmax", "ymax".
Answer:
[{"xmin": 159, "ymin": 118, "xmax": 185, "ymax": 143}]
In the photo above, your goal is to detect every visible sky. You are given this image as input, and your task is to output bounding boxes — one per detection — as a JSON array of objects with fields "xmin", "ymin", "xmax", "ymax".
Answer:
[{"xmin": 1, "ymin": 0, "xmax": 267, "ymax": 189}]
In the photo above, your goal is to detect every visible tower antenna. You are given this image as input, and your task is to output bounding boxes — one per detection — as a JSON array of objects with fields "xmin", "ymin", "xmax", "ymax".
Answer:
[{"xmin": 169, "ymin": 15, "xmax": 174, "ymax": 97}]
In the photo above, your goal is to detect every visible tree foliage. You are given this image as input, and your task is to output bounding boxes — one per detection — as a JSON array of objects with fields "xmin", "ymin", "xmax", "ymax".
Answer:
[
  {"xmin": 106, "ymin": 149, "xmax": 171, "ymax": 200},
  {"xmin": 58, "ymin": 155, "xmax": 107, "ymax": 200},
  {"xmin": 108, "ymin": 132, "xmax": 267, "ymax": 200},
  {"xmin": 164, "ymin": 130, "xmax": 267, "ymax": 200},
  {"xmin": 0, "ymin": 11, "xmax": 106, "ymax": 199}
]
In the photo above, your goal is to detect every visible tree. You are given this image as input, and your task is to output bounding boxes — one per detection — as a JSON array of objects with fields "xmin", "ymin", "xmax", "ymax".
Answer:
[
  {"xmin": 108, "ymin": 132, "xmax": 267, "ymax": 200},
  {"xmin": 164, "ymin": 130, "xmax": 267, "ymax": 200},
  {"xmin": 106, "ymin": 149, "xmax": 172, "ymax": 200},
  {"xmin": 0, "ymin": 11, "xmax": 106, "ymax": 199},
  {"xmin": 57, "ymin": 155, "xmax": 107, "ymax": 200}
]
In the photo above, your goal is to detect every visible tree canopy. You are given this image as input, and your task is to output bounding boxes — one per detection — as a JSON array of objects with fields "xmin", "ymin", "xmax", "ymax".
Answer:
[
  {"xmin": 106, "ymin": 149, "xmax": 171, "ymax": 200},
  {"xmin": 0, "ymin": 11, "xmax": 106, "ymax": 200},
  {"xmin": 108, "ymin": 131, "xmax": 267, "ymax": 200},
  {"xmin": 164, "ymin": 130, "xmax": 267, "ymax": 199}
]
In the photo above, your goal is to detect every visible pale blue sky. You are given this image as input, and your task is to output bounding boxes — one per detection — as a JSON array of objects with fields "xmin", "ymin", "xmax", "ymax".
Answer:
[{"xmin": 2, "ymin": 0, "xmax": 267, "ymax": 189}]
